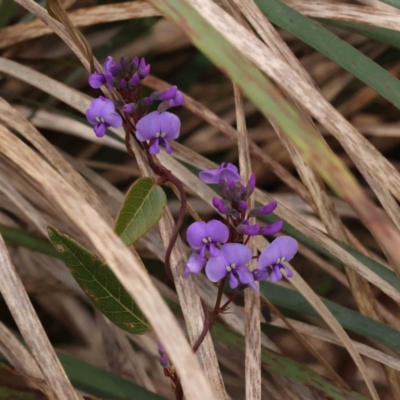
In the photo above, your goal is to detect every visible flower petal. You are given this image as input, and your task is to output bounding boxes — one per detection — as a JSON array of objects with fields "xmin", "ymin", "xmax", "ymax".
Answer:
[
  {"xmin": 209, "ymin": 243, "xmax": 220, "ymax": 257},
  {"xmin": 89, "ymin": 73, "xmax": 106, "ymax": 88},
  {"xmin": 149, "ymin": 139, "xmax": 160, "ymax": 155},
  {"xmin": 159, "ymin": 112, "xmax": 181, "ymax": 139},
  {"xmin": 258, "ymin": 236, "xmax": 298, "ymax": 269},
  {"xmin": 94, "ymin": 123, "xmax": 106, "ymax": 138},
  {"xmin": 186, "ymin": 221, "xmax": 207, "ymax": 250},
  {"xmin": 252, "ymin": 268, "xmax": 268, "ymax": 282},
  {"xmin": 205, "ymin": 254, "xmax": 228, "ymax": 282},
  {"xmin": 206, "ymin": 220, "xmax": 229, "ymax": 244},
  {"xmin": 220, "ymin": 243, "xmax": 252, "ymax": 267},
  {"xmin": 162, "ymin": 139, "xmax": 173, "ymax": 154},
  {"xmin": 236, "ymin": 266, "xmax": 259, "ymax": 294},
  {"xmin": 104, "ymin": 112, "xmax": 123, "ymax": 128},
  {"xmin": 199, "ymin": 168, "xmax": 222, "ymax": 184},
  {"xmin": 229, "ymin": 272, "xmax": 239, "ymax": 289},
  {"xmin": 270, "ymin": 265, "xmax": 283, "ymax": 283},
  {"xmin": 260, "ymin": 220, "xmax": 283, "ymax": 236},
  {"xmin": 184, "ymin": 253, "xmax": 206, "ymax": 278},
  {"xmin": 136, "ymin": 111, "xmax": 161, "ymax": 141}
]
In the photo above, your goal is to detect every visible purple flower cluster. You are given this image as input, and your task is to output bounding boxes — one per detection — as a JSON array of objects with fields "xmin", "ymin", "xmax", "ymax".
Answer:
[
  {"xmin": 85, "ymin": 56, "xmax": 183, "ymax": 154},
  {"xmin": 184, "ymin": 163, "xmax": 298, "ymax": 293}
]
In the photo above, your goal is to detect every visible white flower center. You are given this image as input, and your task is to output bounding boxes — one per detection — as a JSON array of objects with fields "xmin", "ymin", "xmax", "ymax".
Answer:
[
  {"xmin": 202, "ymin": 237, "xmax": 213, "ymax": 244},
  {"xmin": 277, "ymin": 257, "xmax": 285, "ymax": 264},
  {"xmin": 225, "ymin": 263, "xmax": 236, "ymax": 272},
  {"xmin": 160, "ymin": 132, "xmax": 166, "ymax": 138},
  {"xmin": 155, "ymin": 132, "xmax": 161, "ymax": 138}
]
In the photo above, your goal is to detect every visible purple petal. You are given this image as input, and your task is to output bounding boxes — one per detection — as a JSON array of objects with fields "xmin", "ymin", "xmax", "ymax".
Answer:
[
  {"xmin": 89, "ymin": 73, "xmax": 106, "ymax": 88},
  {"xmin": 160, "ymin": 86, "xmax": 177, "ymax": 100},
  {"xmin": 103, "ymin": 56, "xmax": 114, "ymax": 74},
  {"xmin": 220, "ymin": 243, "xmax": 252, "ymax": 267},
  {"xmin": 149, "ymin": 139, "xmax": 160, "ymax": 155},
  {"xmin": 136, "ymin": 111, "xmax": 160, "ymax": 141},
  {"xmin": 139, "ymin": 58, "xmax": 147, "ymax": 70},
  {"xmin": 247, "ymin": 173, "xmax": 256, "ymax": 191},
  {"xmin": 158, "ymin": 112, "xmax": 181, "ymax": 139},
  {"xmin": 252, "ymin": 268, "xmax": 268, "ymax": 282},
  {"xmin": 220, "ymin": 164, "xmax": 241, "ymax": 184},
  {"xmin": 186, "ymin": 221, "xmax": 207, "ymax": 250},
  {"xmin": 237, "ymin": 223, "xmax": 260, "ymax": 236},
  {"xmin": 139, "ymin": 64, "xmax": 150, "ymax": 77},
  {"xmin": 260, "ymin": 220, "xmax": 283, "ymax": 236},
  {"xmin": 85, "ymin": 102, "xmax": 98, "ymax": 125},
  {"xmin": 238, "ymin": 201, "xmax": 248, "ymax": 211},
  {"xmin": 205, "ymin": 254, "xmax": 228, "ymax": 282},
  {"xmin": 235, "ymin": 266, "xmax": 259, "ymax": 294},
  {"xmin": 141, "ymin": 97, "xmax": 153, "ymax": 107},
  {"xmin": 99, "ymin": 98, "xmax": 116, "ymax": 116},
  {"xmin": 184, "ymin": 253, "xmax": 206, "ymax": 278},
  {"xmin": 281, "ymin": 264, "xmax": 293, "ymax": 279},
  {"xmin": 170, "ymin": 91, "xmax": 184, "ymax": 107},
  {"xmin": 270, "ymin": 265, "xmax": 283, "ymax": 283},
  {"xmin": 205, "ymin": 220, "xmax": 229, "ymax": 244},
  {"xmin": 104, "ymin": 112, "xmax": 123, "ymax": 128},
  {"xmin": 258, "ymin": 236, "xmax": 298, "ymax": 270},
  {"xmin": 212, "ymin": 197, "xmax": 227, "ymax": 214},
  {"xmin": 260, "ymin": 201, "xmax": 277, "ymax": 215},
  {"xmin": 162, "ymin": 139, "xmax": 173, "ymax": 154},
  {"xmin": 229, "ymin": 272, "xmax": 239, "ymax": 289},
  {"xmin": 130, "ymin": 73, "xmax": 141, "ymax": 87},
  {"xmin": 209, "ymin": 243, "xmax": 220, "ymax": 257},
  {"xmin": 94, "ymin": 123, "xmax": 106, "ymax": 138},
  {"xmin": 199, "ymin": 168, "xmax": 222, "ymax": 184}
]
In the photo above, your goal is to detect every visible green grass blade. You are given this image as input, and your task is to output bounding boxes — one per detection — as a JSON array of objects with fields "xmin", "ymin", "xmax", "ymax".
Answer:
[
  {"xmin": 211, "ymin": 324, "xmax": 368, "ymax": 400},
  {"xmin": 254, "ymin": 0, "xmax": 400, "ymax": 109},
  {"xmin": 0, "ymin": 0, "xmax": 19, "ymax": 27},
  {"xmin": 260, "ymin": 282, "xmax": 400, "ymax": 352},
  {"xmin": 316, "ymin": 18, "xmax": 400, "ymax": 50},
  {"xmin": 0, "ymin": 353, "xmax": 166, "ymax": 400},
  {"xmin": 114, "ymin": 177, "xmax": 167, "ymax": 247},
  {"xmin": 48, "ymin": 226, "xmax": 150, "ymax": 335}
]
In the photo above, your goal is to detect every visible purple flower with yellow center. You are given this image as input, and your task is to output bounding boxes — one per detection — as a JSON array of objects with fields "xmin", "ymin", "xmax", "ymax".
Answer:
[
  {"xmin": 199, "ymin": 163, "xmax": 241, "ymax": 185},
  {"xmin": 86, "ymin": 97, "xmax": 123, "ymax": 137},
  {"xmin": 186, "ymin": 220, "xmax": 229, "ymax": 257},
  {"xmin": 206, "ymin": 243, "xmax": 258, "ymax": 293},
  {"xmin": 253, "ymin": 236, "xmax": 298, "ymax": 283},
  {"xmin": 184, "ymin": 252, "xmax": 206, "ymax": 278},
  {"xmin": 135, "ymin": 111, "xmax": 180, "ymax": 155}
]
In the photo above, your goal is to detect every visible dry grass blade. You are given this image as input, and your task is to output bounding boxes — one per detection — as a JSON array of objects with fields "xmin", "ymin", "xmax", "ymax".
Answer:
[
  {"xmin": 180, "ymin": 0, "xmax": 400, "ymax": 281},
  {"xmin": 0, "ymin": 236, "xmax": 82, "ymax": 400},
  {"xmin": 0, "ymin": 98, "xmax": 113, "ymax": 226},
  {"xmin": 0, "ymin": 1, "xmax": 159, "ymax": 50},
  {"xmin": 234, "ymin": 84, "xmax": 261, "ymax": 400},
  {"xmin": 284, "ymin": 0, "xmax": 400, "ymax": 32},
  {"xmin": 0, "ymin": 125, "xmax": 217, "ymax": 400},
  {"xmin": 269, "ymin": 317, "xmax": 400, "ymax": 373}
]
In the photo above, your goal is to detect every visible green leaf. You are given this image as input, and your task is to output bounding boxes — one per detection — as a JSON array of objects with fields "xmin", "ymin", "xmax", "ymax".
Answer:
[
  {"xmin": 317, "ymin": 18, "xmax": 400, "ymax": 50},
  {"xmin": 254, "ymin": 0, "xmax": 400, "ymax": 110},
  {"xmin": 260, "ymin": 282, "xmax": 400, "ymax": 352},
  {"xmin": 0, "ymin": 0, "xmax": 19, "ymax": 27},
  {"xmin": 47, "ymin": 226, "xmax": 150, "ymax": 335},
  {"xmin": 0, "ymin": 385, "xmax": 45, "ymax": 400},
  {"xmin": 114, "ymin": 177, "xmax": 167, "ymax": 247},
  {"xmin": 0, "ymin": 353, "xmax": 166, "ymax": 400},
  {"xmin": 211, "ymin": 324, "xmax": 368, "ymax": 400}
]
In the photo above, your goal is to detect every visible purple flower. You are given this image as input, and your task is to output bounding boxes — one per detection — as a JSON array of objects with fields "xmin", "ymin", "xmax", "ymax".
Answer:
[
  {"xmin": 212, "ymin": 197, "xmax": 228, "ymax": 214},
  {"xmin": 86, "ymin": 97, "xmax": 123, "ymax": 138},
  {"xmin": 199, "ymin": 163, "xmax": 241, "ymax": 185},
  {"xmin": 158, "ymin": 343, "xmax": 169, "ymax": 368},
  {"xmin": 138, "ymin": 57, "xmax": 150, "ymax": 78},
  {"xmin": 186, "ymin": 220, "xmax": 229, "ymax": 257},
  {"xmin": 206, "ymin": 243, "xmax": 258, "ymax": 293},
  {"xmin": 260, "ymin": 220, "xmax": 283, "ymax": 236},
  {"xmin": 135, "ymin": 111, "xmax": 180, "ymax": 154},
  {"xmin": 184, "ymin": 252, "xmax": 206, "ymax": 278},
  {"xmin": 255, "ymin": 236, "xmax": 298, "ymax": 283},
  {"xmin": 247, "ymin": 173, "xmax": 256, "ymax": 192},
  {"xmin": 88, "ymin": 73, "xmax": 106, "ymax": 89},
  {"xmin": 248, "ymin": 201, "xmax": 277, "ymax": 218},
  {"xmin": 236, "ymin": 221, "xmax": 260, "ymax": 236}
]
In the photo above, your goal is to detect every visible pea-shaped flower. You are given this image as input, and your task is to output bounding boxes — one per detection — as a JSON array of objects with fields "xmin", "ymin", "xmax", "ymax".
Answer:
[
  {"xmin": 86, "ymin": 97, "xmax": 123, "ymax": 138},
  {"xmin": 206, "ymin": 243, "xmax": 258, "ymax": 293},
  {"xmin": 135, "ymin": 111, "xmax": 180, "ymax": 155},
  {"xmin": 186, "ymin": 220, "xmax": 229, "ymax": 257},
  {"xmin": 253, "ymin": 236, "xmax": 298, "ymax": 283},
  {"xmin": 199, "ymin": 162, "xmax": 241, "ymax": 185}
]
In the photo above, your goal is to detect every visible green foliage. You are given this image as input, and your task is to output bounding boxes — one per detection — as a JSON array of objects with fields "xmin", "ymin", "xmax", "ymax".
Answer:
[
  {"xmin": 114, "ymin": 177, "xmax": 167, "ymax": 247},
  {"xmin": 261, "ymin": 282, "xmax": 400, "ymax": 352},
  {"xmin": 48, "ymin": 226, "xmax": 150, "ymax": 335},
  {"xmin": 0, "ymin": 354, "xmax": 166, "ymax": 400},
  {"xmin": 212, "ymin": 324, "xmax": 368, "ymax": 400},
  {"xmin": 255, "ymin": 0, "xmax": 400, "ymax": 109}
]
